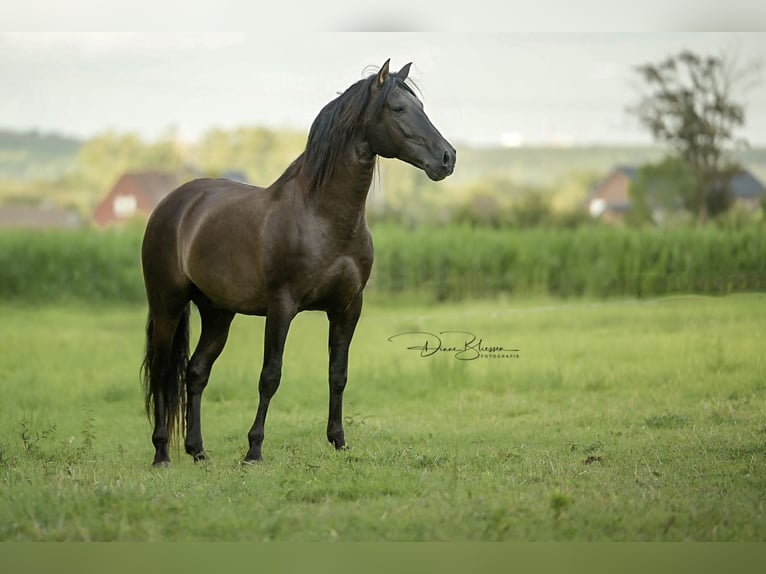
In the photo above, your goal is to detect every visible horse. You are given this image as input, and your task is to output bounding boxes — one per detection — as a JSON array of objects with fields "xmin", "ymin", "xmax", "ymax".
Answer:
[{"xmin": 140, "ymin": 59, "xmax": 456, "ymax": 466}]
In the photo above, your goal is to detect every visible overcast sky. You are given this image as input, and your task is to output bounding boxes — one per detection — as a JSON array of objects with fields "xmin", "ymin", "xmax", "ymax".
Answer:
[{"xmin": 1, "ymin": 32, "xmax": 765, "ymax": 147}]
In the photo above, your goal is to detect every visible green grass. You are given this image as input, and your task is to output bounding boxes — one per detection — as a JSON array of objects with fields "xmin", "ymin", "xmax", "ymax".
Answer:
[{"xmin": 0, "ymin": 294, "xmax": 765, "ymax": 540}]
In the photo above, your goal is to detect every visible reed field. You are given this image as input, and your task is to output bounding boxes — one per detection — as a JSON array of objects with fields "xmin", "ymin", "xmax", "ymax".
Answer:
[
  {"xmin": 0, "ymin": 289, "xmax": 764, "ymax": 541},
  {"xmin": 0, "ymin": 225, "xmax": 764, "ymax": 303}
]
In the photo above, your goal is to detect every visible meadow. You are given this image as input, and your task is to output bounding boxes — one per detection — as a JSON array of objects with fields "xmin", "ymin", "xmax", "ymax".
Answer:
[{"xmin": 1, "ymin": 293, "xmax": 764, "ymax": 541}]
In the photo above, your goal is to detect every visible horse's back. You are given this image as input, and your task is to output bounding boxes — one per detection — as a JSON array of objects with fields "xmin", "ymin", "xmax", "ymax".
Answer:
[
  {"xmin": 148, "ymin": 178, "xmax": 261, "ymax": 224},
  {"xmin": 142, "ymin": 178, "xmax": 266, "ymax": 304},
  {"xmin": 144, "ymin": 178, "xmax": 271, "ymax": 248},
  {"xmin": 143, "ymin": 177, "xmax": 280, "ymax": 313}
]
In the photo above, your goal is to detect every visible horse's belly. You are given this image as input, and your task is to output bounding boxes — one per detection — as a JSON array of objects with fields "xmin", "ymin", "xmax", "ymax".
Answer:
[
  {"xmin": 193, "ymin": 276, "xmax": 269, "ymax": 315},
  {"xmin": 185, "ymin": 246, "xmax": 269, "ymax": 315}
]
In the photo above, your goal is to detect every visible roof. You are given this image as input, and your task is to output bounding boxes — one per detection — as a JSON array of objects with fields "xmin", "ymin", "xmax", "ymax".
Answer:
[
  {"xmin": 221, "ymin": 170, "xmax": 248, "ymax": 183},
  {"xmin": 720, "ymin": 170, "xmax": 765, "ymax": 199},
  {"xmin": 117, "ymin": 171, "xmax": 179, "ymax": 204},
  {"xmin": 614, "ymin": 165, "xmax": 637, "ymax": 179},
  {"xmin": 0, "ymin": 204, "xmax": 82, "ymax": 229},
  {"xmin": 593, "ymin": 165, "xmax": 765, "ymax": 202}
]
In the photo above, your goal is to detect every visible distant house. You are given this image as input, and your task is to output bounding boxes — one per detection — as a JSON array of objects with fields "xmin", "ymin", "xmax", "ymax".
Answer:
[
  {"xmin": 220, "ymin": 170, "xmax": 248, "ymax": 183},
  {"xmin": 587, "ymin": 166, "xmax": 636, "ymax": 224},
  {"xmin": 92, "ymin": 171, "xmax": 180, "ymax": 228},
  {"xmin": 0, "ymin": 203, "xmax": 82, "ymax": 229},
  {"xmin": 588, "ymin": 165, "xmax": 766, "ymax": 224}
]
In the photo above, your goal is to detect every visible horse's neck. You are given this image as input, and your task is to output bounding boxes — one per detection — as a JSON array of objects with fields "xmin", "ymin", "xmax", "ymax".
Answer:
[{"xmin": 313, "ymin": 142, "xmax": 376, "ymax": 235}]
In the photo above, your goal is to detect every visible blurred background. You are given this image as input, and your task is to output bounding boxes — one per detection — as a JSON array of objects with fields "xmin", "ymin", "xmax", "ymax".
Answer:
[{"xmin": 1, "ymin": 32, "xmax": 765, "ymax": 301}]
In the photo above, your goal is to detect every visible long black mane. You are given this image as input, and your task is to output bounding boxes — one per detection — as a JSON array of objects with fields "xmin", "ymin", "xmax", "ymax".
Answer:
[{"xmin": 277, "ymin": 69, "xmax": 417, "ymax": 195}]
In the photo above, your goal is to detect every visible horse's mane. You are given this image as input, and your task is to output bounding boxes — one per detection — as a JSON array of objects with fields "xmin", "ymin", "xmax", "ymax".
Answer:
[{"xmin": 275, "ymin": 68, "xmax": 417, "ymax": 195}]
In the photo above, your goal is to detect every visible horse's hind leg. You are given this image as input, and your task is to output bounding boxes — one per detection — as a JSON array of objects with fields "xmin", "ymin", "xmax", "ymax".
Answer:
[
  {"xmin": 146, "ymin": 305, "xmax": 189, "ymax": 467},
  {"xmin": 326, "ymin": 293, "xmax": 363, "ymax": 450},
  {"xmin": 185, "ymin": 299, "xmax": 235, "ymax": 461}
]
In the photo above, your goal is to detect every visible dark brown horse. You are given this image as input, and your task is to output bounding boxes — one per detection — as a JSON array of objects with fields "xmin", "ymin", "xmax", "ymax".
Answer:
[{"xmin": 141, "ymin": 60, "xmax": 455, "ymax": 466}]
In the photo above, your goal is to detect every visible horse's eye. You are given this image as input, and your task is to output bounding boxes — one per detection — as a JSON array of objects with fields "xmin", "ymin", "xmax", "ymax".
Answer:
[{"xmin": 391, "ymin": 106, "xmax": 405, "ymax": 114}]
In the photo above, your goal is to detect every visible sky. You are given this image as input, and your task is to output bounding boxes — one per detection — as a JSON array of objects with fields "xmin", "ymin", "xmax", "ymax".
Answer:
[{"xmin": 1, "ymin": 32, "xmax": 765, "ymax": 147}]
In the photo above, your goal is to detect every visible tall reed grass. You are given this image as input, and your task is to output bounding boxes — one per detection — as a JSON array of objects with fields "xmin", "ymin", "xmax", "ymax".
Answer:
[
  {"xmin": 371, "ymin": 225, "xmax": 766, "ymax": 299},
  {"xmin": 0, "ymin": 229, "xmax": 144, "ymax": 303},
  {"xmin": 0, "ymin": 225, "xmax": 763, "ymax": 303}
]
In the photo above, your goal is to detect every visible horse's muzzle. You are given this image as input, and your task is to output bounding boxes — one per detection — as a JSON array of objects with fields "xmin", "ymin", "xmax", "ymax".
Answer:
[{"xmin": 425, "ymin": 144, "xmax": 456, "ymax": 181}]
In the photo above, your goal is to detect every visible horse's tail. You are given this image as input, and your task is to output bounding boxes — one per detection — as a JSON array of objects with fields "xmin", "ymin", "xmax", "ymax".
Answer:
[{"xmin": 141, "ymin": 305, "xmax": 190, "ymax": 448}]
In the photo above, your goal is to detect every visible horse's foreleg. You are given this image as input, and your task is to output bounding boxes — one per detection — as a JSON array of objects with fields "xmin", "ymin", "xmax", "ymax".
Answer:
[
  {"xmin": 326, "ymin": 293, "xmax": 363, "ymax": 450},
  {"xmin": 245, "ymin": 295, "xmax": 296, "ymax": 462}
]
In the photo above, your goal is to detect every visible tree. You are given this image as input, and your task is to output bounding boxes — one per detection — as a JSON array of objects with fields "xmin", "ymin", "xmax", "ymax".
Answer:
[
  {"xmin": 630, "ymin": 49, "xmax": 758, "ymax": 223},
  {"xmin": 72, "ymin": 131, "xmax": 185, "ymax": 206},
  {"xmin": 194, "ymin": 127, "xmax": 304, "ymax": 185}
]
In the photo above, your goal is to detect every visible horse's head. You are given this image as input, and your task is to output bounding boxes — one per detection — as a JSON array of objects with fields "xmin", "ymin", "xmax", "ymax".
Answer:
[{"xmin": 365, "ymin": 60, "xmax": 456, "ymax": 182}]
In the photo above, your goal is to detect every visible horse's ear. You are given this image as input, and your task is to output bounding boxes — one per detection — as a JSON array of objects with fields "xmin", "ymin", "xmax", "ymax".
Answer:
[
  {"xmin": 397, "ymin": 62, "xmax": 412, "ymax": 81},
  {"xmin": 375, "ymin": 59, "xmax": 391, "ymax": 88}
]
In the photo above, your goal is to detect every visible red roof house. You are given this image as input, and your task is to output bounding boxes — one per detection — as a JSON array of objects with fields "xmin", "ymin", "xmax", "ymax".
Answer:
[{"xmin": 92, "ymin": 171, "xmax": 179, "ymax": 228}]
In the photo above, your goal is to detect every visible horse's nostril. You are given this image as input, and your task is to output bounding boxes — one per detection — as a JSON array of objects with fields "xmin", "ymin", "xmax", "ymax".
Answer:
[{"xmin": 442, "ymin": 150, "xmax": 452, "ymax": 167}]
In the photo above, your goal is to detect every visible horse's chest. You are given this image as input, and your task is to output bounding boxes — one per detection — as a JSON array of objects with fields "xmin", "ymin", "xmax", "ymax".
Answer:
[
  {"xmin": 320, "ymin": 252, "xmax": 369, "ymax": 294},
  {"xmin": 300, "ymin": 245, "xmax": 372, "ymax": 310}
]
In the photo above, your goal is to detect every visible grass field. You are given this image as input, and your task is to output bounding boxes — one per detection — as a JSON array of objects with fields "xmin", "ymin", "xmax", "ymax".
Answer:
[{"xmin": 0, "ymin": 294, "xmax": 764, "ymax": 541}]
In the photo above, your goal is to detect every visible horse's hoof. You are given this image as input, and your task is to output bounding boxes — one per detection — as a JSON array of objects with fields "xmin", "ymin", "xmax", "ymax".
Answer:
[
  {"xmin": 329, "ymin": 436, "xmax": 348, "ymax": 451},
  {"xmin": 244, "ymin": 445, "xmax": 262, "ymax": 463},
  {"xmin": 152, "ymin": 460, "xmax": 172, "ymax": 468},
  {"xmin": 335, "ymin": 444, "xmax": 350, "ymax": 452},
  {"xmin": 242, "ymin": 457, "xmax": 262, "ymax": 466},
  {"xmin": 192, "ymin": 451, "xmax": 208, "ymax": 462},
  {"xmin": 328, "ymin": 434, "xmax": 346, "ymax": 450}
]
